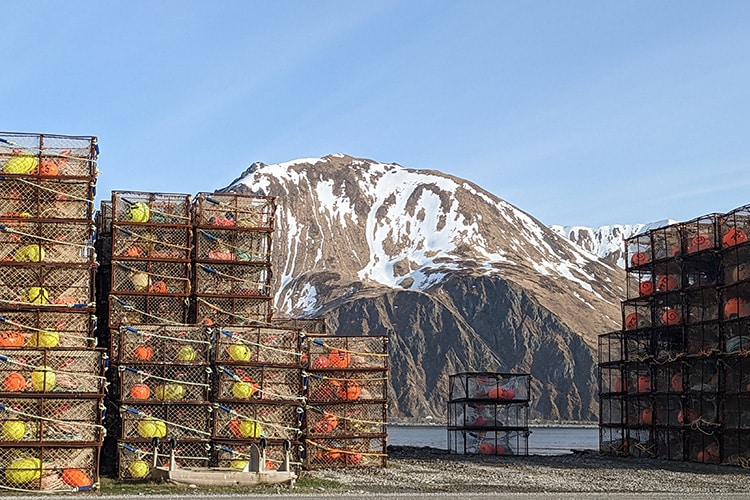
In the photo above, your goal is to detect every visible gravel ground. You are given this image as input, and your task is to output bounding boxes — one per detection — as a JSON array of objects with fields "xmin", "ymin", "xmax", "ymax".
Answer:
[{"xmin": 305, "ymin": 446, "xmax": 750, "ymax": 495}]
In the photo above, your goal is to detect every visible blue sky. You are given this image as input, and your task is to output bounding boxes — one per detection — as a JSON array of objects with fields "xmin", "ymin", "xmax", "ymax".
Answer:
[{"xmin": 3, "ymin": 1, "xmax": 748, "ymax": 227}]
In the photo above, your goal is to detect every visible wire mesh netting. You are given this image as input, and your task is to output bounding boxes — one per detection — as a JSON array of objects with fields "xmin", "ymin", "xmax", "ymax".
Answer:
[
  {"xmin": 212, "ymin": 402, "xmax": 302, "ymax": 441},
  {"xmin": 304, "ymin": 436, "xmax": 386, "ymax": 469},
  {"xmin": 117, "ymin": 440, "xmax": 210, "ymax": 480},
  {"xmin": 447, "ymin": 401, "xmax": 528, "ymax": 429},
  {"xmin": 448, "ymin": 429, "xmax": 528, "ymax": 456},
  {"xmin": 111, "ymin": 191, "xmax": 191, "ymax": 225},
  {"xmin": 195, "ymin": 227, "xmax": 272, "ymax": 263},
  {"xmin": 195, "ymin": 296, "xmax": 273, "ymax": 326},
  {"xmin": 111, "ymin": 260, "xmax": 191, "ymax": 294},
  {"xmin": 194, "ymin": 262, "xmax": 272, "ymax": 297},
  {"xmin": 0, "ymin": 348, "xmax": 106, "ymax": 395},
  {"xmin": 0, "ymin": 309, "xmax": 95, "ymax": 349},
  {"xmin": 118, "ymin": 403, "xmax": 212, "ymax": 441},
  {"xmin": 0, "ymin": 396, "xmax": 104, "ymax": 444},
  {"xmin": 0, "ymin": 132, "xmax": 97, "ymax": 178},
  {"xmin": 110, "ymin": 323, "xmax": 210, "ymax": 365},
  {"xmin": 0, "ymin": 265, "xmax": 94, "ymax": 306},
  {"xmin": 304, "ymin": 402, "xmax": 386, "ymax": 438},
  {"xmin": 448, "ymin": 373, "xmax": 530, "ymax": 401},
  {"xmin": 111, "ymin": 224, "xmax": 192, "ymax": 261},
  {"xmin": 681, "ymin": 215, "xmax": 719, "ymax": 256},
  {"xmin": 212, "ymin": 439, "xmax": 302, "ymax": 472},
  {"xmin": 0, "ymin": 220, "xmax": 95, "ymax": 265},
  {"xmin": 213, "ymin": 325, "xmax": 302, "ymax": 366},
  {"xmin": 0, "ymin": 180, "xmax": 95, "ymax": 221},
  {"xmin": 306, "ymin": 371, "xmax": 388, "ymax": 403},
  {"xmin": 108, "ymin": 294, "xmax": 189, "ymax": 328},
  {"xmin": 0, "ymin": 445, "xmax": 99, "ymax": 491},
  {"xmin": 117, "ymin": 364, "xmax": 211, "ymax": 403},
  {"xmin": 305, "ymin": 335, "xmax": 388, "ymax": 370},
  {"xmin": 97, "ymin": 202, "xmax": 112, "ymax": 236},
  {"xmin": 272, "ymin": 317, "xmax": 327, "ymax": 334},
  {"xmin": 193, "ymin": 192, "xmax": 275, "ymax": 230},
  {"xmin": 214, "ymin": 365, "xmax": 303, "ymax": 403}
]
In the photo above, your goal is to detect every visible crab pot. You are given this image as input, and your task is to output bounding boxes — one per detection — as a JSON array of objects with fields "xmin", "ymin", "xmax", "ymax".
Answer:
[
  {"xmin": 305, "ymin": 402, "xmax": 386, "ymax": 438},
  {"xmin": 110, "ymin": 260, "xmax": 191, "ymax": 294},
  {"xmin": 211, "ymin": 439, "xmax": 303, "ymax": 473},
  {"xmin": 447, "ymin": 401, "xmax": 527, "ymax": 429},
  {"xmin": 110, "ymin": 323, "xmax": 210, "ymax": 365},
  {"xmin": 623, "ymin": 361, "xmax": 652, "ymax": 396},
  {"xmin": 304, "ymin": 436, "xmax": 386, "ymax": 469},
  {"xmin": 624, "ymin": 396, "xmax": 652, "ymax": 427},
  {"xmin": 723, "ymin": 251, "xmax": 750, "ymax": 285},
  {"xmin": 599, "ymin": 364, "xmax": 625, "ymax": 395},
  {"xmin": 651, "ymin": 326, "xmax": 687, "ymax": 361},
  {"xmin": 194, "ymin": 295, "xmax": 273, "ymax": 326},
  {"xmin": 0, "ymin": 131, "xmax": 98, "ymax": 176},
  {"xmin": 193, "ymin": 192, "xmax": 276, "ymax": 230},
  {"xmin": 680, "ymin": 394, "xmax": 720, "ymax": 430},
  {"xmin": 625, "ymin": 233, "xmax": 653, "ymax": 271},
  {"xmin": 721, "ymin": 282, "xmax": 750, "ymax": 321},
  {"xmin": 598, "ymin": 331, "xmax": 624, "ymax": 365},
  {"xmin": 653, "ymin": 395, "xmax": 682, "ymax": 426},
  {"xmin": 448, "ymin": 429, "xmax": 528, "ymax": 456},
  {"xmin": 623, "ymin": 428, "xmax": 654, "ymax": 458},
  {"xmin": 0, "ymin": 308, "xmax": 96, "ymax": 349},
  {"xmin": 719, "ymin": 205, "xmax": 750, "ymax": 248},
  {"xmin": 306, "ymin": 371, "xmax": 388, "ymax": 403},
  {"xmin": 305, "ymin": 335, "xmax": 389, "ymax": 371},
  {"xmin": 118, "ymin": 403, "xmax": 212, "ymax": 441},
  {"xmin": 0, "ymin": 396, "xmax": 104, "ymax": 444},
  {"xmin": 0, "ymin": 444, "xmax": 99, "ymax": 491},
  {"xmin": 214, "ymin": 365, "xmax": 303, "ymax": 403},
  {"xmin": 651, "ymin": 261, "xmax": 682, "ymax": 294},
  {"xmin": 622, "ymin": 300, "xmax": 653, "ymax": 332},
  {"xmin": 681, "ymin": 214, "xmax": 719, "ymax": 256},
  {"xmin": 722, "ymin": 430, "xmax": 750, "ymax": 465},
  {"xmin": 723, "ymin": 355, "xmax": 750, "ymax": 394},
  {"xmin": 117, "ymin": 364, "xmax": 211, "ymax": 403},
  {"xmin": 111, "ymin": 191, "xmax": 191, "ymax": 226},
  {"xmin": 0, "ymin": 220, "xmax": 95, "ymax": 265},
  {"xmin": 686, "ymin": 431, "xmax": 721, "ymax": 464},
  {"xmin": 117, "ymin": 439, "xmax": 210, "ymax": 480},
  {"xmin": 448, "ymin": 373, "xmax": 530, "ymax": 401},
  {"xmin": 194, "ymin": 227, "xmax": 273, "ymax": 263},
  {"xmin": 683, "ymin": 290, "xmax": 719, "ymax": 326},
  {"xmin": 213, "ymin": 325, "xmax": 303, "ymax": 366},
  {"xmin": 273, "ymin": 317, "xmax": 328, "ymax": 334},
  {"xmin": 653, "ymin": 362, "xmax": 685, "ymax": 395},
  {"xmin": 194, "ymin": 262, "xmax": 272, "ymax": 297},
  {"xmin": 599, "ymin": 426, "xmax": 625, "ymax": 456},
  {"xmin": 599, "ymin": 395, "xmax": 624, "ymax": 425},
  {"xmin": 685, "ymin": 358, "xmax": 720, "ymax": 394},
  {"xmin": 0, "ymin": 264, "xmax": 95, "ymax": 306},
  {"xmin": 0, "ymin": 348, "xmax": 106, "ymax": 396},
  {"xmin": 96, "ymin": 201, "xmax": 112, "ymax": 236},
  {"xmin": 626, "ymin": 270, "xmax": 653, "ymax": 300},
  {"xmin": 212, "ymin": 402, "xmax": 303, "ymax": 441},
  {"xmin": 654, "ymin": 297, "xmax": 685, "ymax": 328},
  {"xmin": 721, "ymin": 394, "xmax": 750, "ymax": 430},
  {"xmin": 685, "ymin": 322, "xmax": 720, "ymax": 355},
  {"xmin": 654, "ymin": 428, "xmax": 684, "ymax": 460},
  {"xmin": 107, "ymin": 294, "xmax": 189, "ymax": 328},
  {"xmin": 651, "ymin": 223, "xmax": 682, "ymax": 261},
  {"xmin": 111, "ymin": 224, "xmax": 192, "ymax": 261},
  {"xmin": 0, "ymin": 179, "xmax": 95, "ymax": 221}
]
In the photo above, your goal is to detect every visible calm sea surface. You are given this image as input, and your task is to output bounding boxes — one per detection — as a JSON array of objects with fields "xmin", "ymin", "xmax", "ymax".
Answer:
[{"xmin": 387, "ymin": 425, "xmax": 599, "ymax": 455}]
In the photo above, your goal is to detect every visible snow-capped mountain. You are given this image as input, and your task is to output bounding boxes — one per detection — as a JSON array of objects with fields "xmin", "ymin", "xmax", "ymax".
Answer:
[
  {"xmin": 550, "ymin": 221, "xmax": 678, "ymax": 268},
  {"xmin": 220, "ymin": 154, "xmax": 627, "ymax": 421}
]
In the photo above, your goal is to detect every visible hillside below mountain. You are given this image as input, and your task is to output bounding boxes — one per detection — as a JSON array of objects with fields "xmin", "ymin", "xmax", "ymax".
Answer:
[{"xmin": 220, "ymin": 154, "xmax": 627, "ymax": 421}]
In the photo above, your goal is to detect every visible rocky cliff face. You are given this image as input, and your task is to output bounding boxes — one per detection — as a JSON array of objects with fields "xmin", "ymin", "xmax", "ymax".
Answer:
[{"xmin": 221, "ymin": 154, "xmax": 626, "ymax": 421}]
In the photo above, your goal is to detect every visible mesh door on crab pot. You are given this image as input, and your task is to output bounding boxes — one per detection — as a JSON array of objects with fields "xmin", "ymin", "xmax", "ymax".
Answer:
[
  {"xmin": 0, "ymin": 396, "xmax": 104, "ymax": 444},
  {"xmin": 682, "ymin": 215, "xmax": 719, "ymax": 256},
  {"xmin": 305, "ymin": 335, "xmax": 389, "ymax": 370},
  {"xmin": 0, "ymin": 264, "xmax": 95, "ymax": 306},
  {"xmin": 213, "ymin": 325, "xmax": 303, "ymax": 366},
  {"xmin": 305, "ymin": 402, "xmax": 386, "ymax": 438},
  {"xmin": 212, "ymin": 402, "xmax": 303, "ymax": 441},
  {"xmin": 0, "ymin": 348, "xmax": 106, "ymax": 396},
  {"xmin": 195, "ymin": 295, "xmax": 273, "ymax": 327},
  {"xmin": 0, "ymin": 220, "xmax": 96, "ymax": 265},
  {"xmin": 194, "ymin": 262, "xmax": 272, "ymax": 297},
  {"xmin": 119, "ymin": 403, "xmax": 212, "ymax": 441},
  {"xmin": 110, "ymin": 260, "xmax": 191, "ymax": 295},
  {"xmin": 214, "ymin": 365, "xmax": 303, "ymax": 403},
  {"xmin": 0, "ymin": 308, "xmax": 96, "ymax": 349},
  {"xmin": 193, "ymin": 192, "xmax": 276, "ymax": 229},
  {"xmin": 0, "ymin": 178, "xmax": 95, "ymax": 221},
  {"xmin": 721, "ymin": 394, "xmax": 750, "ymax": 430},
  {"xmin": 111, "ymin": 191, "xmax": 192, "ymax": 226},
  {"xmin": 112, "ymin": 323, "xmax": 210, "ymax": 365},
  {"xmin": 599, "ymin": 395, "xmax": 624, "ymax": 426},
  {"xmin": 687, "ymin": 430, "xmax": 721, "ymax": 464},
  {"xmin": 306, "ymin": 371, "xmax": 388, "ymax": 403},
  {"xmin": 108, "ymin": 294, "xmax": 189, "ymax": 328},
  {"xmin": 195, "ymin": 228, "xmax": 272, "ymax": 263},
  {"xmin": 0, "ymin": 444, "xmax": 99, "ymax": 491},
  {"xmin": 117, "ymin": 439, "xmax": 210, "ymax": 480},
  {"xmin": 304, "ymin": 436, "xmax": 386, "ymax": 469},
  {"xmin": 625, "ymin": 233, "xmax": 653, "ymax": 271},
  {"xmin": 212, "ymin": 439, "xmax": 303, "ymax": 473},
  {"xmin": 118, "ymin": 364, "xmax": 211, "ymax": 404},
  {"xmin": 111, "ymin": 224, "xmax": 193, "ymax": 261}
]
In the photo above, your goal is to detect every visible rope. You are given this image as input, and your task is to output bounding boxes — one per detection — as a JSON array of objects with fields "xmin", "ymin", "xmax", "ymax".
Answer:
[
  {"xmin": 196, "ymin": 297, "xmax": 272, "ymax": 326},
  {"xmin": 0, "ymin": 355, "xmax": 107, "ymax": 382},
  {"xmin": 120, "ymin": 325, "xmax": 209, "ymax": 345},
  {"xmin": 0, "ymin": 317, "xmax": 96, "ymax": 346},
  {"xmin": 118, "ymin": 366, "xmax": 211, "ymax": 388},
  {"xmin": 305, "ymin": 439, "xmax": 386, "ymax": 458},
  {"xmin": 689, "ymin": 417, "xmax": 720, "ymax": 435},
  {"xmin": 13, "ymin": 178, "xmax": 95, "ymax": 205},
  {"xmin": 217, "ymin": 366, "xmax": 305, "ymax": 402},
  {"xmin": 0, "ymin": 483, "xmax": 98, "ymax": 493},
  {"xmin": 114, "ymin": 225, "xmax": 192, "ymax": 251},
  {"xmin": 309, "ymin": 406, "xmax": 384, "ymax": 426},
  {"xmin": 633, "ymin": 441, "xmax": 656, "ymax": 457},
  {"xmin": 213, "ymin": 404, "xmax": 301, "ymax": 435},
  {"xmin": 219, "ymin": 329, "xmax": 301, "ymax": 357},
  {"xmin": 311, "ymin": 339, "xmax": 388, "ymax": 358},
  {"xmin": 0, "ymin": 226, "xmax": 95, "ymax": 251},
  {"xmin": 115, "ymin": 262, "xmax": 190, "ymax": 283},
  {"xmin": 0, "ymin": 298, "xmax": 94, "ymax": 309},
  {"xmin": 121, "ymin": 405, "xmax": 211, "ymax": 437},
  {"xmin": 306, "ymin": 371, "xmax": 388, "ymax": 382},
  {"xmin": 110, "ymin": 296, "xmax": 186, "ymax": 326},
  {"xmin": 198, "ymin": 230, "xmax": 267, "ymax": 260}
]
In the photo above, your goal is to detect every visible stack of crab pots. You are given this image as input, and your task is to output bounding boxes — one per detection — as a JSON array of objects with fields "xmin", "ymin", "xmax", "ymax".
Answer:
[
  {"xmin": 192, "ymin": 192, "xmax": 307, "ymax": 472},
  {"xmin": 447, "ymin": 372, "xmax": 531, "ymax": 456},
  {"xmin": 599, "ymin": 203, "xmax": 750, "ymax": 465},
  {"xmin": 105, "ymin": 191, "xmax": 214, "ymax": 480},
  {"xmin": 303, "ymin": 334, "xmax": 389, "ymax": 469},
  {"xmin": 0, "ymin": 132, "xmax": 106, "ymax": 493}
]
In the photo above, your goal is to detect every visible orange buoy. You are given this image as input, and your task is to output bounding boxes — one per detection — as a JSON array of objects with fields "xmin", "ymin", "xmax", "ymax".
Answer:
[
  {"xmin": 133, "ymin": 345, "xmax": 154, "ymax": 361},
  {"xmin": 0, "ymin": 331, "xmax": 25, "ymax": 347},
  {"xmin": 61, "ymin": 468, "xmax": 91, "ymax": 488},
  {"xmin": 328, "ymin": 349, "xmax": 350, "ymax": 368},
  {"xmin": 123, "ymin": 245, "xmax": 145, "ymax": 257},
  {"xmin": 656, "ymin": 275, "xmax": 678, "ymax": 292},
  {"xmin": 661, "ymin": 308, "xmax": 681, "ymax": 325},
  {"xmin": 625, "ymin": 312, "xmax": 648, "ymax": 330},
  {"xmin": 638, "ymin": 281, "xmax": 654, "ymax": 296},
  {"xmin": 687, "ymin": 234, "xmax": 712, "ymax": 254},
  {"xmin": 478, "ymin": 442, "xmax": 494, "ymax": 454},
  {"xmin": 637, "ymin": 375, "xmax": 650, "ymax": 393},
  {"xmin": 614, "ymin": 378, "xmax": 626, "ymax": 393},
  {"xmin": 630, "ymin": 252, "xmax": 650, "ymax": 267},
  {"xmin": 129, "ymin": 383, "xmax": 151, "ymax": 400},
  {"xmin": 640, "ymin": 408, "xmax": 653, "ymax": 425},
  {"xmin": 724, "ymin": 298, "xmax": 749, "ymax": 319},
  {"xmin": 3, "ymin": 372, "xmax": 26, "ymax": 391},
  {"xmin": 312, "ymin": 356, "xmax": 330, "ymax": 368},
  {"xmin": 722, "ymin": 228, "xmax": 748, "ymax": 248},
  {"xmin": 228, "ymin": 418, "xmax": 243, "ymax": 439},
  {"xmin": 337, "ymin": 380, "xmax": 361, "ymax": 401},
  {"xmin": 671, "ymin": 372, "xmax": 683, "ymax": 392},
  {"xmin": 149, "ymin": 281, "xmax": 167, "ymax": 294}
]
